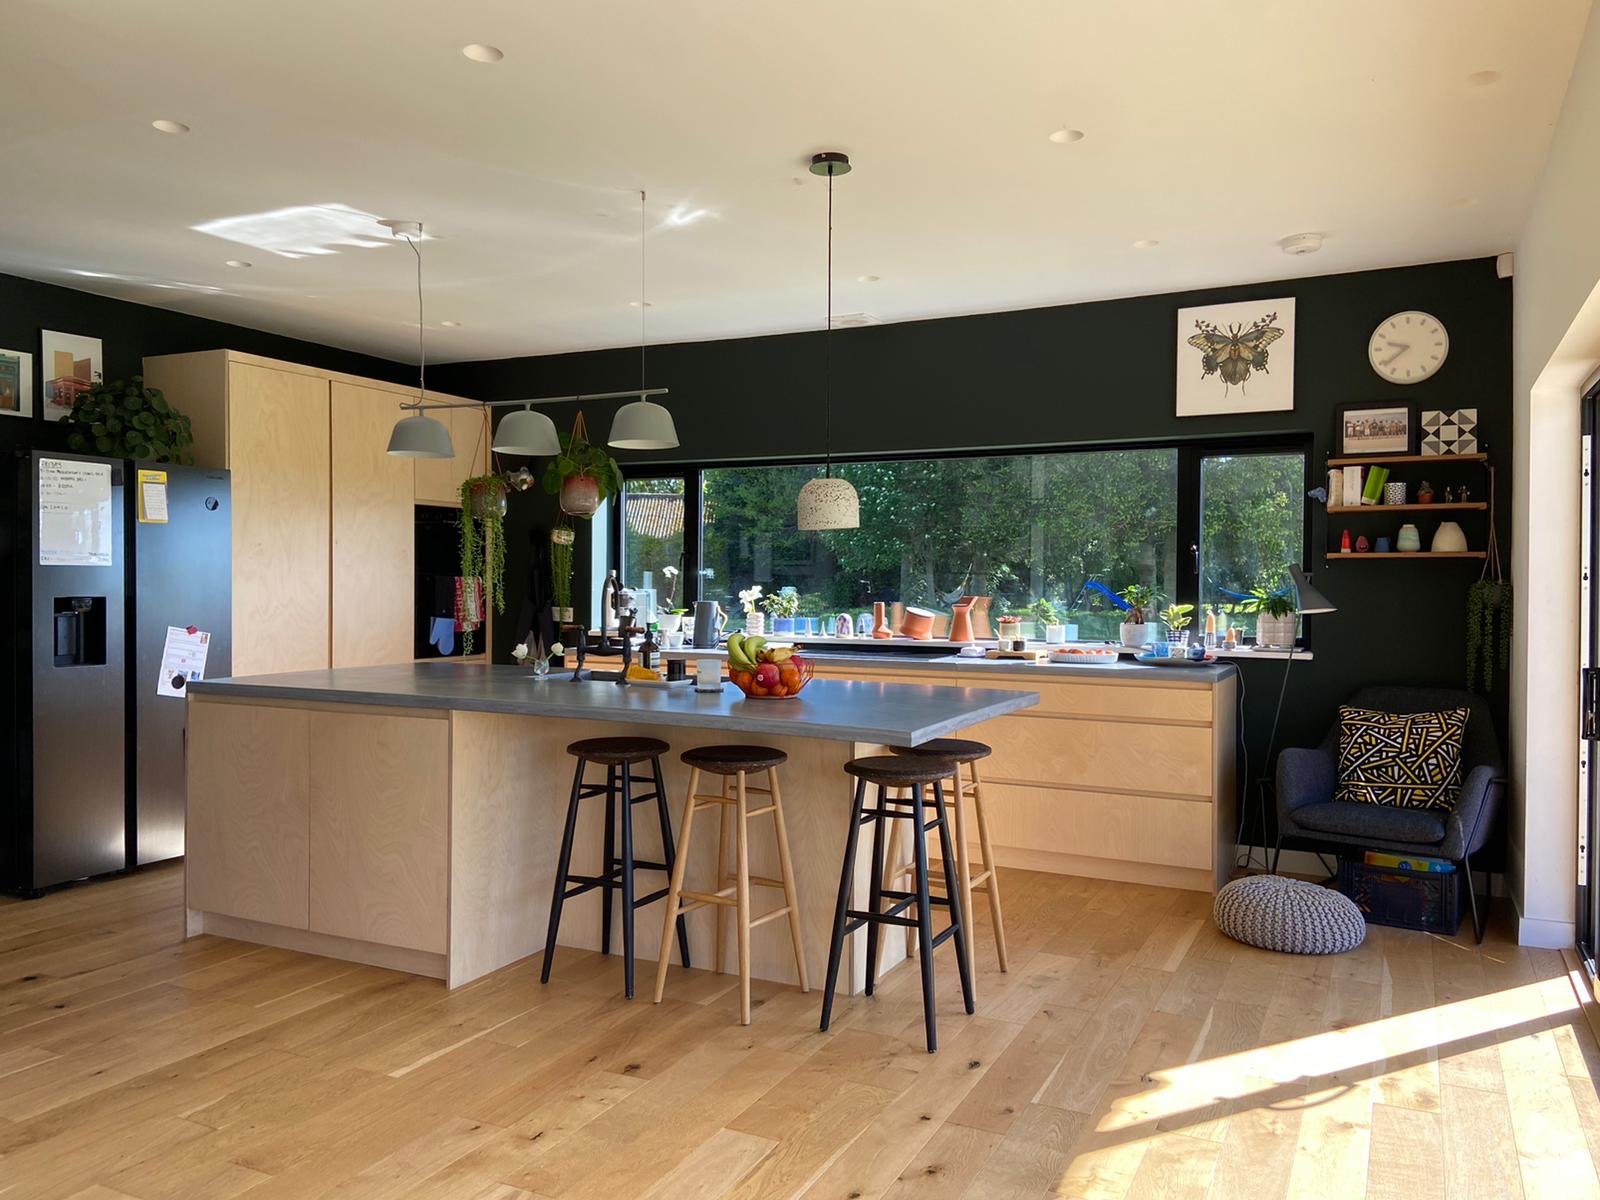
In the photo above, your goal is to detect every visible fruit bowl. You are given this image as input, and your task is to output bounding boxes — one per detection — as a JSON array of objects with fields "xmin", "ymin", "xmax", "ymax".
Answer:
[{"xmin": 725, "ymin": 632, "xmax": 813, "ymax": 699}]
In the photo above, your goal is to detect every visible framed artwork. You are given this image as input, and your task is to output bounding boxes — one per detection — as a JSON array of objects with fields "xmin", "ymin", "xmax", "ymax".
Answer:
[
  {"xmin": 1337, "ymin": 402, "xmax": 1414, "ymax": 457},
  {"xmin": 1420, "ymin": 408, "xmax": 1478, "ymax": 456},
  {"xmin": 40, "ymin": 330, "xmax": 102, "ymax": 422},
  {"xmin": 0, "ymin": 349, "xmax": 33, "ymax": 418},
  {"xmin": 1176, "ymin": 297, "xmax": 1295, "ymax": 417}
]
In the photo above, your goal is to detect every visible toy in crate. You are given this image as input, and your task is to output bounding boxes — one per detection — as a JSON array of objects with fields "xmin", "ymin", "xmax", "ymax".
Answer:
[{"xmin": 1337, "ymin": 853, "xmax": 1460, "ymax": 934}]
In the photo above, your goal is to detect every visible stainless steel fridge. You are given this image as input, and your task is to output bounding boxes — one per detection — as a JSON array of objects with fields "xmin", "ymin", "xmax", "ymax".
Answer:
[{"xmin": 0, "ymin": 450, "xmax": 231, "ymax": 895}]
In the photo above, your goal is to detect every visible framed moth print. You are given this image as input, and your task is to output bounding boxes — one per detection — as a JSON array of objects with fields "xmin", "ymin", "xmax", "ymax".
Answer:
[
  {"xmin": 1176, "ymin": 297, "xmax": 1295, "ymax": 417},
  {"xmin": 1337, "ymin": 402, "xmax": 1414, "ymax": 457},
  {"xmin": 40, "ymin": 330, "xmax": 102, "ymax": 422},
  {"xmin": 0, "ymin": 349, "xmax": 32, "ymax": 418}
]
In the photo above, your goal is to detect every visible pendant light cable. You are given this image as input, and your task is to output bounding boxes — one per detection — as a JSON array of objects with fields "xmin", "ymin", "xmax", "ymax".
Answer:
[
  {"xmin": 400, "ymin": 229, "xmax": 425, "ymax": 401},
  {"xmin": 640, "ymin": 189, "xmax": 648, "ymax": 394},
  {"xmin": 824, "ymin": 167, "xmax": 833, "ymax": 480}
]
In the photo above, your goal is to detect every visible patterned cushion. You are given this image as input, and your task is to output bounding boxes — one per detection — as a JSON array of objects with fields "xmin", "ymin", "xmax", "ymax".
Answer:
[
  {"xmin": 1336, "ymin": 705, "xmax": 1469, "ymax": 811},
  {"xmin": 1214, "ymin": 875, "xmax": 1366, "ymax": 955}
]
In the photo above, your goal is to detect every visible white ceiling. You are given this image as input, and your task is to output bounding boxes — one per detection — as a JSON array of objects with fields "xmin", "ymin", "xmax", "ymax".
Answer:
[{"xmin": 1, "ymin": 0, "xmax": 1590, "ymax": 363}]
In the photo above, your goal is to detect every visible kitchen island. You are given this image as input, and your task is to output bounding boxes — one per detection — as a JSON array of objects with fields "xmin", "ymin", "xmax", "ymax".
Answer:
[{"xmin": 183, "ymin": 663, "xmax": 1038, "ymax": 991}]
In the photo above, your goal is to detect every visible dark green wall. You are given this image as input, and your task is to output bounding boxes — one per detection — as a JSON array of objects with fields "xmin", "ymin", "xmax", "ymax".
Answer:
[{"xmin": 433, "ymin": 256, "xmax": 1513, "ymax": 850}]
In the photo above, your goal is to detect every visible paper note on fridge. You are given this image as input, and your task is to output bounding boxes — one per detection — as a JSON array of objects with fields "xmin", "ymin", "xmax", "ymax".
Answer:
[
  {"xmin": 38, "ymin": 457, "xmax": 114, "ymax": 566},
  {"xmin": 137, "ymin": 468, "xmax": 169, "ymax": 523},
  {"xmin": 156, "ymin": 626, "xmax": 210, "ymax": 698}
]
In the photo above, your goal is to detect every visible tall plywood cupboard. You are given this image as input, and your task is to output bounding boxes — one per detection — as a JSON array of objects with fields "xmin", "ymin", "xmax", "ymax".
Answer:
[{"xmin": 142, "ymin": 351, "xmax": 488, "ymax": 675}]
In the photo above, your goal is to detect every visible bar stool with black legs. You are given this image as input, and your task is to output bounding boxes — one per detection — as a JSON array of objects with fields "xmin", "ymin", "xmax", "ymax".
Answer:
[
  {"xmin": 884, "ymin": 738, "xmax": 1008, "ymax": 977},
  {"xmin": 820, "ymin": 755, "xmax": 974, "ymax": 1053},
  {"xmin": 540, "ymin": 736, "xmax": 690, "ymax": 999},
  {"xmin": 653, "ymin": 745, "xmax": 808, "ymax": 1026}
]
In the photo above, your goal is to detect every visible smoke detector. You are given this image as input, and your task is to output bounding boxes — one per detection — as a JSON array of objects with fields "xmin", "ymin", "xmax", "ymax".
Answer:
[
  {"xmin": 1279, "ymin": 232, "xmax": 1324, "ymax": 256},
  {"xmin": 830, "ymin": 312, "xmax": 881, "ymax": 329}
]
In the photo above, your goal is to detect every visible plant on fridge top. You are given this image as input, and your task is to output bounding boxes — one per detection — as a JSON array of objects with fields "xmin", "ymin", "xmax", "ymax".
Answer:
[{"xmin": 65, "ymin": 377, "xmax": 194, "ymax": 463}]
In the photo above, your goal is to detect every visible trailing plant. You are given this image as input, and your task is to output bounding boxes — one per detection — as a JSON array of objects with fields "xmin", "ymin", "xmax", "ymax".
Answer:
[
  {"xmin": 541, "ymin": 421, "xmax": 624, "ymax": 512},
  {"xmin": 1117, "ymin": 583, "xmax": 1161, "ymax": 624},
  {"xmin": 457, "ymin": 475, "xmax": 508, "ymax": 654},
  {"xmin": 65, "ymin": 377, "xmax": 194, "ymax": 463},
  {"xmin": 1465, "ymin": 580, "xmax": 1512, "ymax": 694},
  {"xmin": 550, "ymin": 527, "xmax": 574, "ymax": 611},
  {"xmin": 761, "ymin": 588, "xmax": 801, "ymax": 619},
  {"xmin": 1161, "ymin": 603, "xmax": 1194, "ymax": 631},
  {"xmin": 1028, "ymin": 597, "xmax": 1060, "ymax": 627}
]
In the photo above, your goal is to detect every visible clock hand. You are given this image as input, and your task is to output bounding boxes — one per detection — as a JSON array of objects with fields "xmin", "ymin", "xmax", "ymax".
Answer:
[{"xmin": 1381, "ymin": 342, "xmax": 1410, "ymax": 367}]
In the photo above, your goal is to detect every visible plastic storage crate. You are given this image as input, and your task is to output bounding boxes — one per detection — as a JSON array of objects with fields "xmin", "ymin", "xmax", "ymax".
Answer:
[{"xmin": 1336, "ymin": 858, "xmax": 1461, "ymax": 934}]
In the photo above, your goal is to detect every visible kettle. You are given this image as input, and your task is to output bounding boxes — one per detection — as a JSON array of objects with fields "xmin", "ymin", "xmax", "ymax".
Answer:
[{"xmin": 691, "ymin": 600, "xmax": 727, "ymax": 649}]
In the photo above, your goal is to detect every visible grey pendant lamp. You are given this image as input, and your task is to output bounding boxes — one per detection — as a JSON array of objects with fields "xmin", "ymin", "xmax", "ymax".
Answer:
[
  {"xmin": 797, "ymin": 152, "xmax": 860, "ymax": 531},
  {"xmin": 493, "ymin": 404, "xmax": 561, "ymax": 456},
  {"xmin": 609, "ymin": 190, "xmax": 680, "ymax": 451},
  {"xmin": 383, "ymin": 220, "xmax": 454, "ymax": 460}
]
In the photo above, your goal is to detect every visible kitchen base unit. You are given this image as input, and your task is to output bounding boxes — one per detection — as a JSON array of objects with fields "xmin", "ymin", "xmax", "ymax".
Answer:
[{"xmin": 183, "ymin": 664, "xmax": 1038, "ymax": 990}]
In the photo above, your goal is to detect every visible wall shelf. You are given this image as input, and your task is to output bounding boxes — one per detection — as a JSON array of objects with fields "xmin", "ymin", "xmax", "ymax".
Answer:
[
  {"xmin": 1326, "ymin": 452, "xmax": 1487, "ymax": 467},
  {"xmin": 1326, "ymin": 502, "xmax": 1487, "ymax": 514},
  {"xmin": 1324, "ymin": 551, "xmax": 1486, "ymax": 560}
]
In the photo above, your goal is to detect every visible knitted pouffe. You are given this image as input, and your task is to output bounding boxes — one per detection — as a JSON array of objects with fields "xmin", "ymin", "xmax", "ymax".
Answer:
[{"xmin": 1213, "ymin": 874, "xmax": 1366, "ymax": 954}]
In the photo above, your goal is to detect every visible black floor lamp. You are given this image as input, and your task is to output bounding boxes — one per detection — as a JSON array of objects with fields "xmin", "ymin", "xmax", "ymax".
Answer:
[{"xmin": 1256, "ymin": 564, "xmax": 1337, "ymax": 873}]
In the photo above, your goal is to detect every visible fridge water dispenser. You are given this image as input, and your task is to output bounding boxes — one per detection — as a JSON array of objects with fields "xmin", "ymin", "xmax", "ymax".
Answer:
[{"xmin": 53, "ymin": 596, "xmax": 107, "ymax": 667}]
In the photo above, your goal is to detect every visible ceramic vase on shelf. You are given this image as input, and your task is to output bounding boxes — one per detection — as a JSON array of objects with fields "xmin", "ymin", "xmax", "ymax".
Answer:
[
  {"xmin": 1384, "ymin": 481, "xmax": 1407, "ymax": 505},
  {"xmin": 1396, "ymin": 523, "xmax": 1422, "ymax": 552},
  {"xmin": 1431, "ymin": 521, "xmax": 1469, "ymax": 553},
  {"xmin": 745, "ymin": 610, "xmax": 765, "ymax": 636}
]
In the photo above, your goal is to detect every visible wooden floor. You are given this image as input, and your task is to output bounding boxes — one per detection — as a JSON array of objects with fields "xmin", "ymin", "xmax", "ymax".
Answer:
[{"xmin": 2, "ymin": 866, "xmax": 1598, "ymax": 1200}]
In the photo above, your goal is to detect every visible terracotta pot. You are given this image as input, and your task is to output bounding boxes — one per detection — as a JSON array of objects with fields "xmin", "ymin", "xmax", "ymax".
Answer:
[
  {"xmin": 560, "ymin": 474, "xmax": 600, "ymax": 517},
  {"xmin": 899, "ymin": 607, "xmax": 937, "ymax": 640}
]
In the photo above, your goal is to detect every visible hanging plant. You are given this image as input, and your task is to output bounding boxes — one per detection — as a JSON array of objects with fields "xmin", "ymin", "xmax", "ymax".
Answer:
[
  {"xmin": 1465, "ymin": 465, "xmax": 1511, "ymax": 695},
  {"xmin": 550, "ymin": 524, "xmax": 575, "ymax": 614},
  {"xmin": 543, "ymin": 411, "xmax": 623, "ymax": 518},
  {"xmin": 458, "ymin": 474, "xmax": 508, "ymax": 654},
  {"xmin": 65, "ymin": 377, "xmax": 195, "ymax": 463}
]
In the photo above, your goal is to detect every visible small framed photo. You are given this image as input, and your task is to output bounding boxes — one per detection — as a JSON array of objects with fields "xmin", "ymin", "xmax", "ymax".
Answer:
[
  {"xmin": 0, "ymin": 349, "xmax": 33, "ymax": 418},
  {"xmin": 1336, "ymin": 402, "xmax": 1413, "ymax": 457}
]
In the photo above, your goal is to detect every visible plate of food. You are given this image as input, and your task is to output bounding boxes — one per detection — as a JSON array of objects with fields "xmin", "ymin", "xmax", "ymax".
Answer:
[{"xmin": 1048, "ymin": 646, "xmax": 1120, "ymax": 666}]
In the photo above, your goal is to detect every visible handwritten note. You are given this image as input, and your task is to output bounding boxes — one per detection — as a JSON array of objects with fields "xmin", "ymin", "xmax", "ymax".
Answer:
[{"xmin": 38, "ymin": 457, "xmax": 113, "ymax": 566}]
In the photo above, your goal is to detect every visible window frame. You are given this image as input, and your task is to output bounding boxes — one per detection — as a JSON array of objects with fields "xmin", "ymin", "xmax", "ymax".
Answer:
[{"xmin": 615, "ymin": 432, "xmax": 1314, "ymax": 645}]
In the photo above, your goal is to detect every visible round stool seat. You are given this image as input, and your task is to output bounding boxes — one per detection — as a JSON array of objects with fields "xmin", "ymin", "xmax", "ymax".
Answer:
[
  {"xmin": 845, "ymin": 754, "xmax": 959, "ymax": 788},
  {"xmin": 891, "ymin": 738, "xmax": 993, "ymax": 764},
  {"xmin": 681, "ymin": 744, "xmax": 789, "ymax": 775},
  {"xmin": 566, "ymin": 736, "xmax": 670, "ymax": 765},
  {"xmin": 1213, "ymin": 874, "xmax": 1366, "ymax": 955}
]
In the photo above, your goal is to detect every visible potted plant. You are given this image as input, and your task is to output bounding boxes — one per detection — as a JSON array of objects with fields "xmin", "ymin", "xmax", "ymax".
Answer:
[
  {"xmin": 64, "ymin": 377, "xmax": 194, "ymax": 462},
  {"xmin": 458, "ymin": 475, "xmax": 508, "ymax": 654},
  {"xmin": 761, "ymin": 588, "xmax": 801, "ymax": 635},
  {"xmin": 1030, "ymin": 597, "xmax": 1067, "ymax": 644},
  {"xmin": 1416, "ymin": 480, "xmax": 1435, "ymax": 505},
  {"xmin": 1236, "ymin": 586, "xmax": 1298, "ymax": 647},
  {"xmin": 550, "ymin": 525, "xmax": 575, "ymax": 623},
  {"xmin": 1161, "ymin": 603, "xmax": 1194, "ymax": 649},
  {"xmin": 543, "ymin": 415, "xmax": 623, "ymax": 519},
  {"xmin": 738, "ymin": 585, "xmax": 765, "ymax": 635},
  {"xmin": 1117, "ymin": 584, "xmax": 1161, "ymax": 648}
]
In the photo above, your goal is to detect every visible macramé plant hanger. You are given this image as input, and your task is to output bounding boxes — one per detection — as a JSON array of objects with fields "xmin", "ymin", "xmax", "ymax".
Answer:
[{"xmin": 1465, "ymin": 465, "xmax": 1511, "ymax": 694}]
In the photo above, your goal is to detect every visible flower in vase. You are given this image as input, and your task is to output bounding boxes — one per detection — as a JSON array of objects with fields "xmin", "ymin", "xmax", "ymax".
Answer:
[
  {"xmin": 512, "ymin": 642, "xmax": 531, "ymax": 665},
  {"xmin": 737, "ymin": 584, "xmax": 764, "ymax": 613}
]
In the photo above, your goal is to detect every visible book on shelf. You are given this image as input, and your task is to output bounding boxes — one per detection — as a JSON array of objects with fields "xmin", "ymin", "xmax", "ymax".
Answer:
[{"xmin": 1363, "ymin": 850, "xmax": 1455, "ymax": 873}]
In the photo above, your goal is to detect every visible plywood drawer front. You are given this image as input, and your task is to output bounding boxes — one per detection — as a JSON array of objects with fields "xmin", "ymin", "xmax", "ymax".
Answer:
[
  {"xmin": 951, "ymin": 673, "xmax": 1212, "ymax": 722},
  {"xmin": 980, "ymin": 782, "xmax": 1214, "ymax": 869},
  {"xmin": 814, "ymin": 667, "xmax": 951, "ymax": 689},
  {"xmin": 309, "ymin": 711, "xmax": 450, "ymax": 954},
  {"xmin": 965, "ymin": 713, "xmax": 1214, "ymax": 798},
  {"xmin": 186, "ymin": 700, "xmax": 311, "ymax": 928}
]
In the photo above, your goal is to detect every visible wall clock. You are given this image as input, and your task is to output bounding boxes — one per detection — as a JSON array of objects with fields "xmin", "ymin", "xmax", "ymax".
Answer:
[{"xmin": 1368, "ymin": 311, "xmax": 1448, "ymax": 384}]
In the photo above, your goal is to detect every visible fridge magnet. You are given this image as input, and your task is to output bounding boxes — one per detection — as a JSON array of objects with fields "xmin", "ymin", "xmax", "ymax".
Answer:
[
  {"xmin": 40, "ymin": 330, "xmax": 103, "ymax": 421},
  {"xmin": 1176, "ymin": 297, "xmax": 1295, "ymax": 417},
  {"xmin": 1336, "ymin": 402, "xmax": 1413, "ymax": 457},
  {"xmin": 0, "ymin": 348, "xmax": 33, "ymax": 417}
]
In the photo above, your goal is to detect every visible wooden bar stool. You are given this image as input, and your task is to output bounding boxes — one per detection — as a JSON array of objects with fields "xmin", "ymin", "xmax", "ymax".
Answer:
[
  {"xmin": 541, "ymin": 736, "xmax": 690, "ymax": 999},
  {"xmin": 654, "ymin": 745, "xmax": 807, "ymax": 1025},
  {"xmin": 820, "ymin": 755, "xmax": 974, "ymax": 1053},
  {"xmin": 884, "ymin": 738, "xmax": 1008, "ymax": 975}
]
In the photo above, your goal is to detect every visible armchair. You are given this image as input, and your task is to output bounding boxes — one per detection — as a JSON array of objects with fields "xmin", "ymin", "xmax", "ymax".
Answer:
[{"xmin": 1274, "ymin": 686, "xmax": 1505, "ymax": 942}]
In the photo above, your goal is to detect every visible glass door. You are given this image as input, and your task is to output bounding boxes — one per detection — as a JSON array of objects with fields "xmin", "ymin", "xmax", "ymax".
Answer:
[{"xmin": 1580, "ymin": 387, "xmax": 1600, "ymax": 974}]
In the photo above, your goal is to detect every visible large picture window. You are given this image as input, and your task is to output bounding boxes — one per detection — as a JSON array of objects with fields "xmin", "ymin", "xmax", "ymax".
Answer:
[{"xmin": 626, "ymin": 439, "xmax": 1308, "ymax": 643}]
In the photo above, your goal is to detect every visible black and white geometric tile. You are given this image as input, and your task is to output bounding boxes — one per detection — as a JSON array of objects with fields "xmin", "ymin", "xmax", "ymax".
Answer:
[{"xmin": 1420, "ymin": 408, "xmax": 1478, "ymax": 456}]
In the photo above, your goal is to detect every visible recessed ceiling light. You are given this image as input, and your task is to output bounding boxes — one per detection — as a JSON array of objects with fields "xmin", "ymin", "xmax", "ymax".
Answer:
[
  {"xmin": 628, "ymin": 300, "xmax": 653, "ymax": 308},
  {"xmin": 1467, "ymin": 69, "xmax": 1501, "ymax": 86},
  {"xmin": 1048, "ymin": 128, "xmax": 1085, "ymax": 144},
  {"xmin": 440, "ymin": 320, "xmax": 462, "ymax": 328},
  {"xmin": 1132, "ymin": 239, "xmax": 1159, "ymax": 249},
  {"xmin": 462, "ymin": 44, "xmax": 504, "ymax": 63},
  {"xmin": 1279, "ymin": 232, "xmax": 1324, "ymax": 255},
  {"xmin": 224, "ymin": 259, "xmax": 252, "ymax": 269},
  {"xmin": 151, "ymin": 119, "xmax": 190, "ymax": 135},
  {"xmin": 857, "ymin": 274, "xmax": 879, "ymax": 283}
]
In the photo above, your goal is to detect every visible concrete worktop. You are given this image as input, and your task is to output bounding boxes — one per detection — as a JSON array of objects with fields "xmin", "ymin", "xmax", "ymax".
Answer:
[
  {"xmin": 661, "ymin": 645, "xmax": 1240, "ymax": 684},
  {"xmin": 189, "ymin": 662, "xmax": 1040, "ymax": 745}
]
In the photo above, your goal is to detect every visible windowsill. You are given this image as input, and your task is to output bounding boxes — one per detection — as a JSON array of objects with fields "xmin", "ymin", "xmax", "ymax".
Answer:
[{"xmin": 1211, "ymin": 646, "xmax": 1313, "ymax": 661}]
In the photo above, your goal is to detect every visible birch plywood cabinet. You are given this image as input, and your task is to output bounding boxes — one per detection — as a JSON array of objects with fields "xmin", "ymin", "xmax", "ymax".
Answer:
[
  {"xmin": 814, "ymin": 661, "xmax": 1238, "ymax": 891},
  {"xmin": 143, "ymin": 350, "xmax": 485, "ymax": 673}
]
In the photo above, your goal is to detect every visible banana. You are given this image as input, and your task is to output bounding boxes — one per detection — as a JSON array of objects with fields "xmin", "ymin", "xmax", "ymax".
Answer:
[
  {"xmin": 768, "ymin": 647, "xmax": 795, "ymax": 663},
  {"xmin": 744, "ymin": 635, "xmax": 768, "ymax": 664},
  {"xmin": 726, "ymin": 632, "xmax": 753, "ymax": 672}
]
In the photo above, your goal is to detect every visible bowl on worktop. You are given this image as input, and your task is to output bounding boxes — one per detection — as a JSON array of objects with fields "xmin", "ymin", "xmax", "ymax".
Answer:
[{"xmin": 729, "ymin": 654, "xmax": 814, "ymax": 699}]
